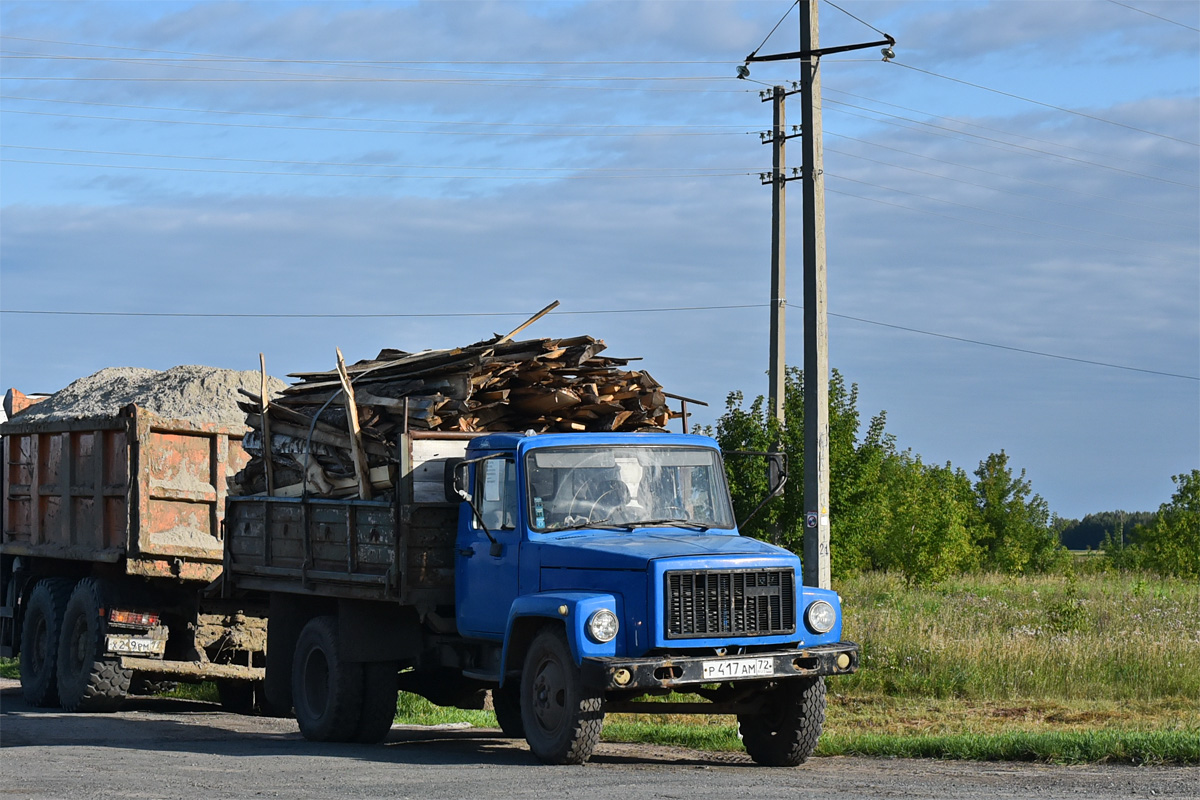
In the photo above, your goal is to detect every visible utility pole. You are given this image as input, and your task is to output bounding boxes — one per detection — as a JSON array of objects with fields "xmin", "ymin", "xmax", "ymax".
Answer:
[
  {"xmin": 798, "ymin": 0, "xmax": 830, "ymax": 591},
  {"xmin": 766, "ymin": 85, "xmax": 797, "ymax": 425},
  {"xmin": 744, "ymin": 1, "xmax": 893, "ymax": 590}
]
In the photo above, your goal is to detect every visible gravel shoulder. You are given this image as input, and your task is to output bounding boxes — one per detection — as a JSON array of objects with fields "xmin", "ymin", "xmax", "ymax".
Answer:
[{"xmin": 1, "ymin": 678, "xmax": 1195, "ymax": 800}]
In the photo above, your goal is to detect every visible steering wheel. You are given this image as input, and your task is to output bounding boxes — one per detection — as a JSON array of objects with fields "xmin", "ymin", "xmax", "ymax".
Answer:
[{"xmin": 565, "ymin": 484, "xmax": 623, "ymax": 524}]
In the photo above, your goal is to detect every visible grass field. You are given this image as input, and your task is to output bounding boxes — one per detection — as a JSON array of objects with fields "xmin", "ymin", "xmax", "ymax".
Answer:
[
  {"xmin": 604, "ymin": 571, "xmax": 1200, "ymax": 763},
  {"xmin": 4, "ymin": 572, "xmax": 1196, "ymax": 763}
]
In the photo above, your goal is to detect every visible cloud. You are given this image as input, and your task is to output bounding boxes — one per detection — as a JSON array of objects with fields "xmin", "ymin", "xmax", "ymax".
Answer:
[{"xmin": 2, "ymin": 0, "xmax": 1196, "ymax": 521}]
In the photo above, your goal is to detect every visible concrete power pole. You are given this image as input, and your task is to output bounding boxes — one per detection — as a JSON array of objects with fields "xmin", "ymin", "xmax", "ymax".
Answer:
[
  {"xmin": 745, "ymin": 0, "xmax": 893, "ymax": 590},
  {"xmin": 768, "ymin": 85, "xmax": 788, "ymax": 425},
  {"xmin": 799, "ymin": 0, "xmax": 831, "ymax": 591}
]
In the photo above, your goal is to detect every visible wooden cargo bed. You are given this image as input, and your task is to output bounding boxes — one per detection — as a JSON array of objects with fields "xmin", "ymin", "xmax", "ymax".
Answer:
[{"xmin": 224, "ymin": 433, "xmax": 471, "ymax": 606}]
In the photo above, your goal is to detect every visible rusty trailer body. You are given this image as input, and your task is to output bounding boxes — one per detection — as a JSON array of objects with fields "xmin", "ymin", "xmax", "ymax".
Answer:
[
  {"xmin": 2, "ymin": 405, "xmax": 246, "ymax": 582},
  {"xmin": 0, "ymin": 405, "xmax": 267, "ymax": 711}
]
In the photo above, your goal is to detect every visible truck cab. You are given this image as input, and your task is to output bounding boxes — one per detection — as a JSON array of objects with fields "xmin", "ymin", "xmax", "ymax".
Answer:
[{"xmin": 453, "ymin": 431, "xmax": 858, "ymax": 765}]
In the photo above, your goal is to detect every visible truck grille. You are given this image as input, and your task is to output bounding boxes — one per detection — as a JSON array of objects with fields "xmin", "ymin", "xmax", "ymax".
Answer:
[{"xmin": 665, "ymin": 568, "xmax": 796, "ymax": 639}]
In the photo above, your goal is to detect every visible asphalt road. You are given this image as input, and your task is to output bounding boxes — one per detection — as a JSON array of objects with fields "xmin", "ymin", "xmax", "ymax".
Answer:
[{"xmin": 1, "ymin": 679, "xmax": 1196, "ymax": 800}]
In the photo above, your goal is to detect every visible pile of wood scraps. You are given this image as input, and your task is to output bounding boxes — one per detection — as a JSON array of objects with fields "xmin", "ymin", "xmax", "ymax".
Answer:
[{"xmin": 235, "ymin": 331, "xmax": 690, "ymax": 499}]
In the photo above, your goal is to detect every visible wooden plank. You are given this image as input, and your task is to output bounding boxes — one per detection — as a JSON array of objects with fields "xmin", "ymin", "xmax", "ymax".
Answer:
[
  {"xmin": 335, "ymin": 348, "xmax": 373, "ymax": 501},
  {"xmin": 259, "ymin": 353, "xmax": 275, "ymax": 496},
  {"xmin": 496, "ymin": 300, "xmax": 559, "ymax": 344}
]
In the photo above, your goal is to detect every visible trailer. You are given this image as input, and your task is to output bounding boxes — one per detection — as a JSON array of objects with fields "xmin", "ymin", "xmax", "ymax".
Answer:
[{"xmin": 1, "ymin": 404, "xmax": 268, "ymax": 711}]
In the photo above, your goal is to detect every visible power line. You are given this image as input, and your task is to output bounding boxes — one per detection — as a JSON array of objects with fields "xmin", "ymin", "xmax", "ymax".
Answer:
[
  {"xmin": 826, "ymin": 171, "xmax": 1185, "ymax": 249},
  {"xmin": 0, "ymin": 107, "xmax": 745, "ymax": 137},
  {"xmin": 0, "ymin": 144, "xmax": 752, "ymax": 175},
  {"xmin": 0, "ymin": 35, "xmax": 732, "ymax": 64},
  {"xmin": 0, "ymin": 94, "xmax": 753, "ymax": 130},
  {"xmin": 0, "ymin": 48, "xmax": 737, "ymax": 86},
  {"xmin": 1104, "ymin": 0, "xmax": 1200, "ymax": 32},
  {"xmin": 799, "ymin": 304, "xmax": 1199, "ymax": 382},
  {"xmin": 823, "ymin": 87, "xmax": 1181, "ymax": 174},
  {"xmin": 825, "ymin": 101, "xmax": 1198, "ymax": 189},
  {"xmin": 823, "ymin": 184, "xmax": 1185, "ymax": 264},
  {"xmin": 0, "ymin": 156, "xmax": 749, "ymax": 181},
  {"xmin": 824, "ymin": 130, "xmax": 1194, "ymax": 219},
  {"xmin": 5, "ymin": 305, "xmax": 1194, "ymax": 381},
  {"xmin": 822, "ymin": 0, "xmax": 891, "ymax": 38},
  {"xmin": 889, "ymin": 61, "xmax": 1200, "ymax": 147},
  {"xmin": 0, "ymin": 305, "xmax": 764, "ymax": 319},
  {"xmin": 824, "ymin": 145, "xmax": 1195, "ymax": 232}
]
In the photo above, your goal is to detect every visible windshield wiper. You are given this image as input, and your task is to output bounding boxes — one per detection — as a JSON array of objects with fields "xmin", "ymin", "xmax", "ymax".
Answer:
[
  {"xmin": 543, "ymin": 516, "xmax": 617, "ymax": 533},
  {"xmin": 617, "ymin": 518, "xmax": 712, "ymax": 531}
]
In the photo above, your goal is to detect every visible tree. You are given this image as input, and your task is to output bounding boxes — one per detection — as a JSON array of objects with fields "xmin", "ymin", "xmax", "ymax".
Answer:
[
  {"xmin": 1112, "ymin": 470, "xmax": 1200, "ymax": 578},
  {"xmin": 872, "ymin": 454, "xmax": 979, "ymax": 584},
  {"xmin": 970, "ymin": 451, "xmax": 1066, "ymax": 573},
  {"xmin": 713, "ymin": 368, "xmax": 894, "ymax": 577}
]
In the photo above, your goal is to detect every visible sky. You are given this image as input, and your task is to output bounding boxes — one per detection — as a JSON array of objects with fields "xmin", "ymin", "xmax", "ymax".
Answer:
[{"xmin": 1, "ymin": 0, "xmax": 1197, "ymax": 521}]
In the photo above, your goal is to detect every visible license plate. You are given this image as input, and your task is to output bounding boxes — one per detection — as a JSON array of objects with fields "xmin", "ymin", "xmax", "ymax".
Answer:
[
  {"xmin": 701, "ymin": 657, "xmax": 774, "ymax": 679},
  {"xmin": 106, "ymin": 634, "xmax": 166, "ymax": 656}
]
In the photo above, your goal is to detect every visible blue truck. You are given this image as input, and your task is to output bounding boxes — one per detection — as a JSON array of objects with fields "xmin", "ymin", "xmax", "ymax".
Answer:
[{"xmin": 224, "ymin": 429, "xmax": 858, "ymax": 765}]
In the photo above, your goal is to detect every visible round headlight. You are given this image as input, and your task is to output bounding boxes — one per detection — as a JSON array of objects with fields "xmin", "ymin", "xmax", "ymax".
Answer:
[
  {"xmin": 805, "ymin": 600, "xmax": 836, "ymax": 634},
  {"xmin": 586, "ymin": 609, "xmax": 619, "ymax": 643}
]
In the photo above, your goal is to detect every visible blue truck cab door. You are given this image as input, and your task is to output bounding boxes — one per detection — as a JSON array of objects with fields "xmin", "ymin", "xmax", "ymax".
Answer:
[{"xmin": 454, "ymin": 453, "xmax": 522, "ymax": 639}]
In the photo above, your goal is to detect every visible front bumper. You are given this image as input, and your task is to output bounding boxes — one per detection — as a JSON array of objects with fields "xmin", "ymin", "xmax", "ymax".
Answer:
[{"xmin": 581, "ymin": 641, "xmax": 859, "ymax": 691}]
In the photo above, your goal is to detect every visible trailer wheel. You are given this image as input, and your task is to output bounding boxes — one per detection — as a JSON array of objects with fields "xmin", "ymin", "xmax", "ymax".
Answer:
[
  {"xmin": 354, "ymin": 661, "xmax": 399, "ymax": 744},
  {"xmin": 291, "ymin": 615, "xmax": 363, "ymax": 742},
  {"xmin": 492, "ymin": 682, "xmax": 525, "ymax": 738},
  {"xmin": 519, "ymin": 626, "xmax": 603, "ymax": 765},
  {"xmin": 737, "ymin": 677, "xmax": 826, "ymax": 767},
  {"xmin": 19, "ymin": 578, "xmax": 74, "ymax": 707},
  {"xmin": 56, "ymin": 578, "xmax": 132, "ymax": 712}
]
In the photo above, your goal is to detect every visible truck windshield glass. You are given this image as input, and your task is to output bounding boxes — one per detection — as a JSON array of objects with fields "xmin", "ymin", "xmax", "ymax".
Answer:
[{"xmin": 525, "ymin": 446, "xmax": 734, "ymax": 532}]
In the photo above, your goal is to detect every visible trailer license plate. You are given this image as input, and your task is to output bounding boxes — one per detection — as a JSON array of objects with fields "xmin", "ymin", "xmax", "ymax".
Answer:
[
  {"xmin": 106, "ymin": 635, "xmax": 166, "ymax": 656},
  {"xmin": 701, "ymin": 657, "xmax": 774, "ymax": 680}
]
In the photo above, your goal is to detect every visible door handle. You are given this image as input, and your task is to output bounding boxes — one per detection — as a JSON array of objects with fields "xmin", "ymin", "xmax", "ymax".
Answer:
[{"xmin": 458, "ymin": 548, "xmax": 475, "ymax": 558}]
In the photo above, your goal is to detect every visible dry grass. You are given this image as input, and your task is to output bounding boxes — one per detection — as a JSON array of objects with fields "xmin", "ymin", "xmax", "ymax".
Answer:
[{"xmin": 836, "ymin": 571, "xmax": 1200, "ymax": 702}]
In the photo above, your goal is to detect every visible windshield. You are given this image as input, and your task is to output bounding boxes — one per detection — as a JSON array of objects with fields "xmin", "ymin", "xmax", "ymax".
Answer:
[{"xmin": 525, "ymin": 445, "xmax": 735, "ymax": 532}]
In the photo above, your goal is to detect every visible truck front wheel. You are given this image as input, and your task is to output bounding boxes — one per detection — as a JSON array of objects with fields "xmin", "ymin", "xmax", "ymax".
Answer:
[
  {"xmin": 291, "ymin": 615, "xmax": 363, "ymax": 742},
  {"xmin": 737, "ymin": 676, "xmax": 826, "ymax": 767},
  {"xmin": 519, "ymin": 627, "xmax": 603, "ymax": 765},
  {"xmin": 56, "ymin": 578, "xmax": 132, "ymax": 712},
  {"xmin": 492, "ymin": 682, "xmax": 525, "ymax": 738},
  {"xmin": 19, "ymin": 578, "xmax": 74, "ymax": 707}
]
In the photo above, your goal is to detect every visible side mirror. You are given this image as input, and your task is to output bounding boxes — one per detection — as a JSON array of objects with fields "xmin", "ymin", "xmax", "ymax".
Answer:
[
  {"xmin": 767, "ymin": 453, "xmax": 787, "ymax": 497},
  {"xmin": 445, "ymin": 458, "xmax": 469, "ymax": 503}
]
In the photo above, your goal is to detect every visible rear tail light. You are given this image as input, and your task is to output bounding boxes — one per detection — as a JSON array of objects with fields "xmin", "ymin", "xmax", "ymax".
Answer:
[{"xmin": 110, "ymin": 609, "xmax": 160, "ymax": 627}]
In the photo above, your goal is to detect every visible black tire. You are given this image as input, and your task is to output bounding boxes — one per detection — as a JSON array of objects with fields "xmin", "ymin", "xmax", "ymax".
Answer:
[
  {"xmin": 56, "ymin": 578, "xmax": 132, "ymax": 712},
  {"xmin": 519, "ymin": 627, "xmax": 603, "ymax": 765},
  {"xmin": 291, "ymin": 615, "xmax": 363, "ymax": 742},
  {"xmin": 19, "ymin": 578, "xmax": 74, "ymax": 707},
  {"xmin": 354, "ymin": 661, "xmax": 399, "ymax": 744},
  {"xmin": 492, "ymin": 682, "xmax": 525, "ymax": 738},
  {"xmin": 737, "ymin": 677, "xmax": 827, "ymax": 767}
]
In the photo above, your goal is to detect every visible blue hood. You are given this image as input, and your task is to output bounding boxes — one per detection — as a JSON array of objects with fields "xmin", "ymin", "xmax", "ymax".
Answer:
[{"xmin": 533, "ymin": 530, "xmax": 796, "ymax": 571}]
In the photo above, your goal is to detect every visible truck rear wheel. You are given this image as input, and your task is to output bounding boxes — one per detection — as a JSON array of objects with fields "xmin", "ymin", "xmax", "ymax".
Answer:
[
  {"xmin": 737, "ymin": 676, "xmax": 826, "ymax": 767},
  {"xmin": 291, "ymin": 615, "xmax": 363, "ymax": 742},
  {"xmin": 492, "ymin": 682, "xmax": 525, "ymax": 738},
  {"xmin": 354, "ymin": 661, "xmax": 399, "ymax": 744},
  {"xmin": 19, "ymin": 578, "xmax": 74, "ymax": 707},
  {"xmin": 519, "ymin": 627, "xmax": 603, "ymax": 765},
  {"xmin": 56, "ymin": 578, "xmax": 132, "ymax": 712}
]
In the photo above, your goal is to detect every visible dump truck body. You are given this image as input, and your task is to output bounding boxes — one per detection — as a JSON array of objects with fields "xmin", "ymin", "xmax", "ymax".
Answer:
[{"xmin": 1, "ymin": 405, "xmax": 267, "ymax": 709}]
